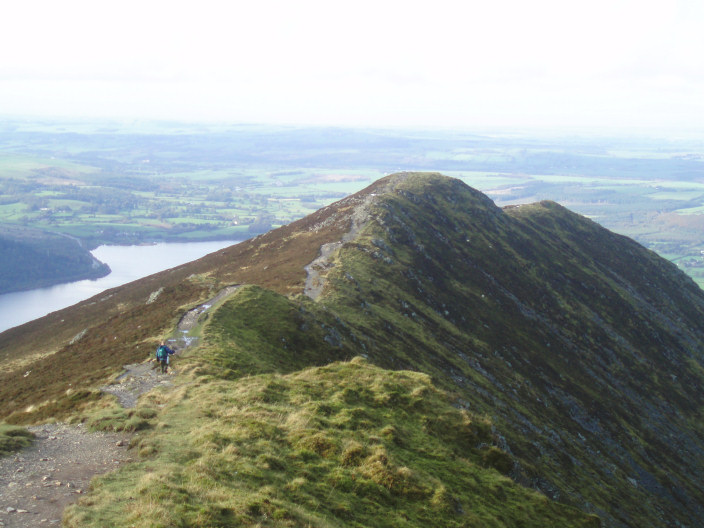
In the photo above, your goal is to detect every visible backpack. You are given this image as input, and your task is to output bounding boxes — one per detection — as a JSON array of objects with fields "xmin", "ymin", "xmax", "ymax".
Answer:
[{"xmin": 156, "ymin": 345, "xmax": 168, "ymax": 360}]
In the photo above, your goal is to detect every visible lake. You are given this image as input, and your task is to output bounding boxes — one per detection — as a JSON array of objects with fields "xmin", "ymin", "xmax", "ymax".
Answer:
[{"xmin": 0, "ymin": 240, "xmax": 241, "ymax": 333}]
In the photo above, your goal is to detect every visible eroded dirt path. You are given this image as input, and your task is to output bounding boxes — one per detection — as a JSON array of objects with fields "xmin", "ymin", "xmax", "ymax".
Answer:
[
  {"xmin": 0, "ymin": 285, "xmax": 240, "ymax": 527},
  {"xmin": 0, "ymin": 423, "xmax": 131, "ymax": 527},
  {"xmin": 176, "ymin": 285, "xmax": 240, "ymax": 337},
  {"xmin": 100, "ymin": 362, "xmax": 174, "ymax": 408},
  {"xmin": 100, "ymin": 284, "xmax": 240, "ymax": 408},
  {"xmin": 303, "ymin": 183, "xmax": 384, "ymax": 300}
]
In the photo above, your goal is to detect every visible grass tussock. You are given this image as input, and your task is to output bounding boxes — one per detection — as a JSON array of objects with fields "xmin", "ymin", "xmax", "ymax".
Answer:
[
  {"xmin": 64, "ymin": 359, "xmax": 598, "ymax": 527},
  {"xmin": 85, "ymin": 404, "xmax": 158, "ymax": 433},
  {"xmin": 0, "ymin": 424, "xmax": 34, "ymax": 457}
]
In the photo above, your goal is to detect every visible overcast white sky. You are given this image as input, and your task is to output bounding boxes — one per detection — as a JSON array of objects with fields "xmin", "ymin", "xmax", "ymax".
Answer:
[{"xmin": 1, "ymin": 0, "xmax": 703, "ymax": 132}]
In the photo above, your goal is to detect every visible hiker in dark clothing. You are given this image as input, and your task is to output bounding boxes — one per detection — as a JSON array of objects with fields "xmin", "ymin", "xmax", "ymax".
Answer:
[{"xmin": 156, "ymin": 341, "xmax": 175, "ymax": 373}]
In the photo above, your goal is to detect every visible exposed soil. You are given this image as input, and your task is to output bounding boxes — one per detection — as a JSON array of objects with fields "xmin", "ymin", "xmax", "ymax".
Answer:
[
  {"xmin": 176, "ymin": 285, "xmax": 240, "ymax": 338},
  {"xmin": 304, "ymin": 242, "xmax": 343, "ymax": 299},
  {"xmin": 101, "ymin": 284, "xmax": 240, "ymax": 408},
  {"xmin": 100, "ymin": 362, "xmax": 175, "ymax": 409},
  {"xmin": 0, "ymin": 423, "xmax": 131, "ymax": 527},
  {"xmin": 304, "ymin": 189, "xmax": 379, "ymax": 300},
  {"xmin": 0, "ymin": 286, "xmax": 240, "ymax": 526}
]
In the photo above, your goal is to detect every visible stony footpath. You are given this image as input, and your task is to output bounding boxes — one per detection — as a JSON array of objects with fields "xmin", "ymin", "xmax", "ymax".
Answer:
[
  {"xmin": 101, "ymin": 361, "xmax": 174, "ymax": 408},
  {"xmin": 0, "ymin": 423, "xmax": 131, "ymax": 528},
  {"xmin": 99, "ymin": 284, "xmax": 239, "ymax": 408}
]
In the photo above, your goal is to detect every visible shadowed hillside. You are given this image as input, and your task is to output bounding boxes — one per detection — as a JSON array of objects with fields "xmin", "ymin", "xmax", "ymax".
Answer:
[
  {"xmin": 3, "ymin": 173, "xmax": 704, "ymax": 527},
  {"xmin": 305, "ymin": 174, "xmax": 704, "ymax": 526},
  {"xmin": 0, "ymin": 225, "xmax": 110, "ymax": 294}
]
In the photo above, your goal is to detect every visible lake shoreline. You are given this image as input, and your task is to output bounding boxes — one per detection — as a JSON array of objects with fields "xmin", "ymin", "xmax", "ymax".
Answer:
[
  {"xmin": 0, "ymin": 240, "xmax": 241, "ymax": 333},
  {"xmin": 0, "ymin": 258, "xmax": 112, "ymax": 296}
]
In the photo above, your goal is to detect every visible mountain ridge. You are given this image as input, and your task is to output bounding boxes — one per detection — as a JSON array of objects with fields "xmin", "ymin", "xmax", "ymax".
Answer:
[{"xmin": 2, "ymin": 172, "xmax": 704, "ymax": 527}]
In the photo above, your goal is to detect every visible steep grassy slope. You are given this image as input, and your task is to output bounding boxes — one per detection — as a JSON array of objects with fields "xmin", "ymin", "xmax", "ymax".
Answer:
[{"xmin": 3, "ymin": 172, "xmax": 704, "ymax": 527}]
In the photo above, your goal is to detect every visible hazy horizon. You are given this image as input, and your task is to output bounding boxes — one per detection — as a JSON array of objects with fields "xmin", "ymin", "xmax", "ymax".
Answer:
[
  {"xmin": 2, "ymin": 1, "xmax": 704, "ymax": 134},
  {"xmin": 3, "ymin": 115, "xmax": 704, "ymax": 143}
]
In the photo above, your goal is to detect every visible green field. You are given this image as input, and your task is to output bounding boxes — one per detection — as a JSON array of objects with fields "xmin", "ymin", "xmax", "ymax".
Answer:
[{"xmin": 0, "ymin": 156, "xmax": 377, "ymax": 244}]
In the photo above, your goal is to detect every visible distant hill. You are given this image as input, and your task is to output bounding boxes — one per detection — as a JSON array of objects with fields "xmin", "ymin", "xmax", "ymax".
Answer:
[
  {"xmin": 2, "ymin": 173, "xmax": 704, "ymax": 527},
  {"xmin": 0, "ymin": 225, "xmax": 109, "ymax": 294}
]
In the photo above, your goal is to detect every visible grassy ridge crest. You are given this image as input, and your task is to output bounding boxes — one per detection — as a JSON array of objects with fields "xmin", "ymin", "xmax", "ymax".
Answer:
[{"xmin": 65, "ymin": 356, "xmax": 598, "ymax": 527}]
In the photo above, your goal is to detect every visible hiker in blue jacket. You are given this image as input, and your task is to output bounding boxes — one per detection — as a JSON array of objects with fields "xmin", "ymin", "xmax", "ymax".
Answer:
[{"xmin": 156, "ymin": 341, "xmax": 175, "ymax": 374}]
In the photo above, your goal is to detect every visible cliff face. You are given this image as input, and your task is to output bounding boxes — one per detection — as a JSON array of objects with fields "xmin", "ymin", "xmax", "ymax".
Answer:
[{"xmin": 4, "ymin": 173, "xmax": 704, "ymax": 527}]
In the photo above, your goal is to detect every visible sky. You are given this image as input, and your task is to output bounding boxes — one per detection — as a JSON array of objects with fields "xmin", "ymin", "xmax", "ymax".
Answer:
[{"xmin": 1, "ymin": 0, "xmax": 703, "ymax": 132}]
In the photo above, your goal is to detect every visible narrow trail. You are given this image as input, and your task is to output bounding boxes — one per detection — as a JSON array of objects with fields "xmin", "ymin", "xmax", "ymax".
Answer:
[
  {"xmin": 99, "ymin": 362, "xmax": 174, "ymax": 409},
  {"xmin": 303, "ymin": 180, "xmax": 389, "ymax": 300},
  {"xmin": 101, "ymin": 284, "xmax": 239, "ymax": 408},
  {"xmin": 0, "ymin": 424, "xmax": 131, "ymax": 527},
  {"xmin": 0, "ymin": 286, "xmax": 239, "ymax": 527}
]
